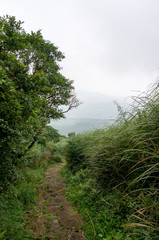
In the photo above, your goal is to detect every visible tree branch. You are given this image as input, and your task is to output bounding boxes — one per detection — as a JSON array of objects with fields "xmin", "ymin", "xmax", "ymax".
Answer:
[{"xmin": 62, "ymin": 95, "xmax": 81, "ymax": 114}]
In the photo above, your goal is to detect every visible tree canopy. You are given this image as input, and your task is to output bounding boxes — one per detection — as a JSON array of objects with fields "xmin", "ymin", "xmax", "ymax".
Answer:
[{"xmin": 0, "ymin": 15, "xmax": 78, "ymax": 185}]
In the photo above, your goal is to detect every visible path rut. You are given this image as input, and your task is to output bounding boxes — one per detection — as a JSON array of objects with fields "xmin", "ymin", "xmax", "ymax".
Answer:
[{"xmin": 28, "ymin": 163, "xmax": 85, "ymax": 240}]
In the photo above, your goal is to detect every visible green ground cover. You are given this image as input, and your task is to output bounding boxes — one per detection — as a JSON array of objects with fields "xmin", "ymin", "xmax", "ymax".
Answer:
[
  {"xmin": 62, "ymin": 82, "xmax": 159, "ymax": 240},
  {"xmin": 0, "ymin": 128, "xmax": 65, "ymax": 240}
]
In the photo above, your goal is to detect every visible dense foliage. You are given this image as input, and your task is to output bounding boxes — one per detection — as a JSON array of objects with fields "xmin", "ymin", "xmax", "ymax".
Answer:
[
  {"xmin": 64, "ymin": 82, "xmax": 159, "ymax": 239},
  {"xmin": 0, "ymin": 15, "xmax": 78, "ymax": 187},
  {"xmin": 0, "ymin": 123, "xmax": 66, "ymax": 239}
]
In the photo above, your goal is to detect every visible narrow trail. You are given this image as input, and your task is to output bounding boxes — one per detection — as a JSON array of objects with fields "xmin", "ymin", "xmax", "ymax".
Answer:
[{"xmin": 28, "ymin": 163, "xmax": 85, "ymax": 240}]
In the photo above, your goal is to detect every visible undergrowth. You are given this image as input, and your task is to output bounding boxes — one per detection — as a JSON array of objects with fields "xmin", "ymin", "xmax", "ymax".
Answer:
[
  {"xmin": 63, "ymin": 81, "xmax": 159, "ymax": 240},
  {"xmin": 0, "ymin": 167, "xmax": 45, "ymax": 239},
  {"xmin": 62, "ymin": 166, "xmax": 132, "ymax": 240},
  {"xmin": 0, "ymin": 134, "xmax": 64, "ymax": 239}
]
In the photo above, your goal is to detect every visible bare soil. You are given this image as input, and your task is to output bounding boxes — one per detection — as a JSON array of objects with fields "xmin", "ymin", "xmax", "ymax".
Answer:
[{"xmin": 28, "ymin": 163, "xmax": 85, "ymax": 240}]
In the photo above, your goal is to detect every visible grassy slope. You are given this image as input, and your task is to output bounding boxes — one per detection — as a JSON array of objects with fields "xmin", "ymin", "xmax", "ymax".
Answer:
[{"xmin": 62, "ymin": 82, "xmax": 159, "ymax": 240}]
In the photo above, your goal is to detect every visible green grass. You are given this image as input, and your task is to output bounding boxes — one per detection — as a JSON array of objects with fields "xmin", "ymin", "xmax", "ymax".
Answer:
[
  {"xmin": 63, "ymin": 81, "xmax": 159, "ymax": 239},
  {"xmin": 0, "ymin": 168, "xmax": 44, "ymax": 240},
  {"xmin": 62, "ymin": 166, "xmax": 132, "ymax": 240},
  {"xmin": 62, "ymin": 164, "xmax": 159, "ymax": 240},
  {"xmin": 0, "ymin": 140, "xmax": 57, "ymax": 240}
]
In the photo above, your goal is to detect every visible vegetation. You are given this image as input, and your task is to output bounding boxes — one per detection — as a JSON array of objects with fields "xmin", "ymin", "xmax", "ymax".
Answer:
[
  {"xmin": 0, "ymin": 124, "xmax": 67, "ymax": 239},
  {"xmin": 63, "ymin": 82, "xmax": 159, "ymax": 239},
  {"xmin": 0, "ymin": 15, "xmax": 78, "ymax": 189},
  {"xmin": 1, "ymin": 14, "xmax": 159, "ymax": 240},
  {"xmin": 0, "ymin": 15, "xmax": 77, "ymax": 239}
]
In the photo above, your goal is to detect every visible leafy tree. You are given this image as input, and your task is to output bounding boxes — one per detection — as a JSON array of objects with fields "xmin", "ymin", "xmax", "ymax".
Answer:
[
  {"xmin": 68, "ymin": 132, "xmax": 76, "ymax": 138},
  {"xmin": 0, "ymin": 15, "xmax": 79, "ymax": 186},
  {"xmin": 37, "ymin": 126, "xmax": 61, "ymax": 145}
]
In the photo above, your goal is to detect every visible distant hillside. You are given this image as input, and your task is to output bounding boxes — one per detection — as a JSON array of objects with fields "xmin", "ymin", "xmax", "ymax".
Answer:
[
  {"xmin": 50, "ymin": 91, "xmax": 130, "ymax": 136},
  {"xmin": 50, "ymin": 118, "xmax": 115, "ymax": 136}
]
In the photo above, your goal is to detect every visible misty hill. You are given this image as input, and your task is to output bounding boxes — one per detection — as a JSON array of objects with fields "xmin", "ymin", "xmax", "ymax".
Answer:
[
  {"xmin": 50, "ymin": 91, "xmax": 129, "ymax": 136},
  {"xmin": 50, "ymin": 118, "xmax": 115, "ymax": 136}
]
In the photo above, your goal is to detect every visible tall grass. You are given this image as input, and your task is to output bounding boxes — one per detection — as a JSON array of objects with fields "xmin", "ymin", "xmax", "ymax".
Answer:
[
  {"xmin": 65, "ymin": 81, "xmax": 159, "ymax": 239},
  {"xmin": 0, "ymin": 169, "xmax": 43, "ymax": 239},
  {"xmin": 0, "ymin": 136, "xmax": 62, "ymax": 239}
]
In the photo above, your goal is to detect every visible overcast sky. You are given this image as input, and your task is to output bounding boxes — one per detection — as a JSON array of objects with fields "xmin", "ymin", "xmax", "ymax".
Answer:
[{"xmin": 1, "ymin": 0, "xmax": 159, "ymax": 97}]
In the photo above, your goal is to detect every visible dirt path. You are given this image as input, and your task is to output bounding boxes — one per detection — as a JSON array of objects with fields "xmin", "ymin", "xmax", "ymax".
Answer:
[{"xmin": 28, "ymin": 163, "xmax": 85, "ymax": 240}]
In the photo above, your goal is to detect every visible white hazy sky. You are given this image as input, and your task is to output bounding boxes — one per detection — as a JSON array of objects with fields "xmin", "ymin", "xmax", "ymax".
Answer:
[{"xmin": 1, "ymin": 0, "xmax": 159, "ymax": 97}]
